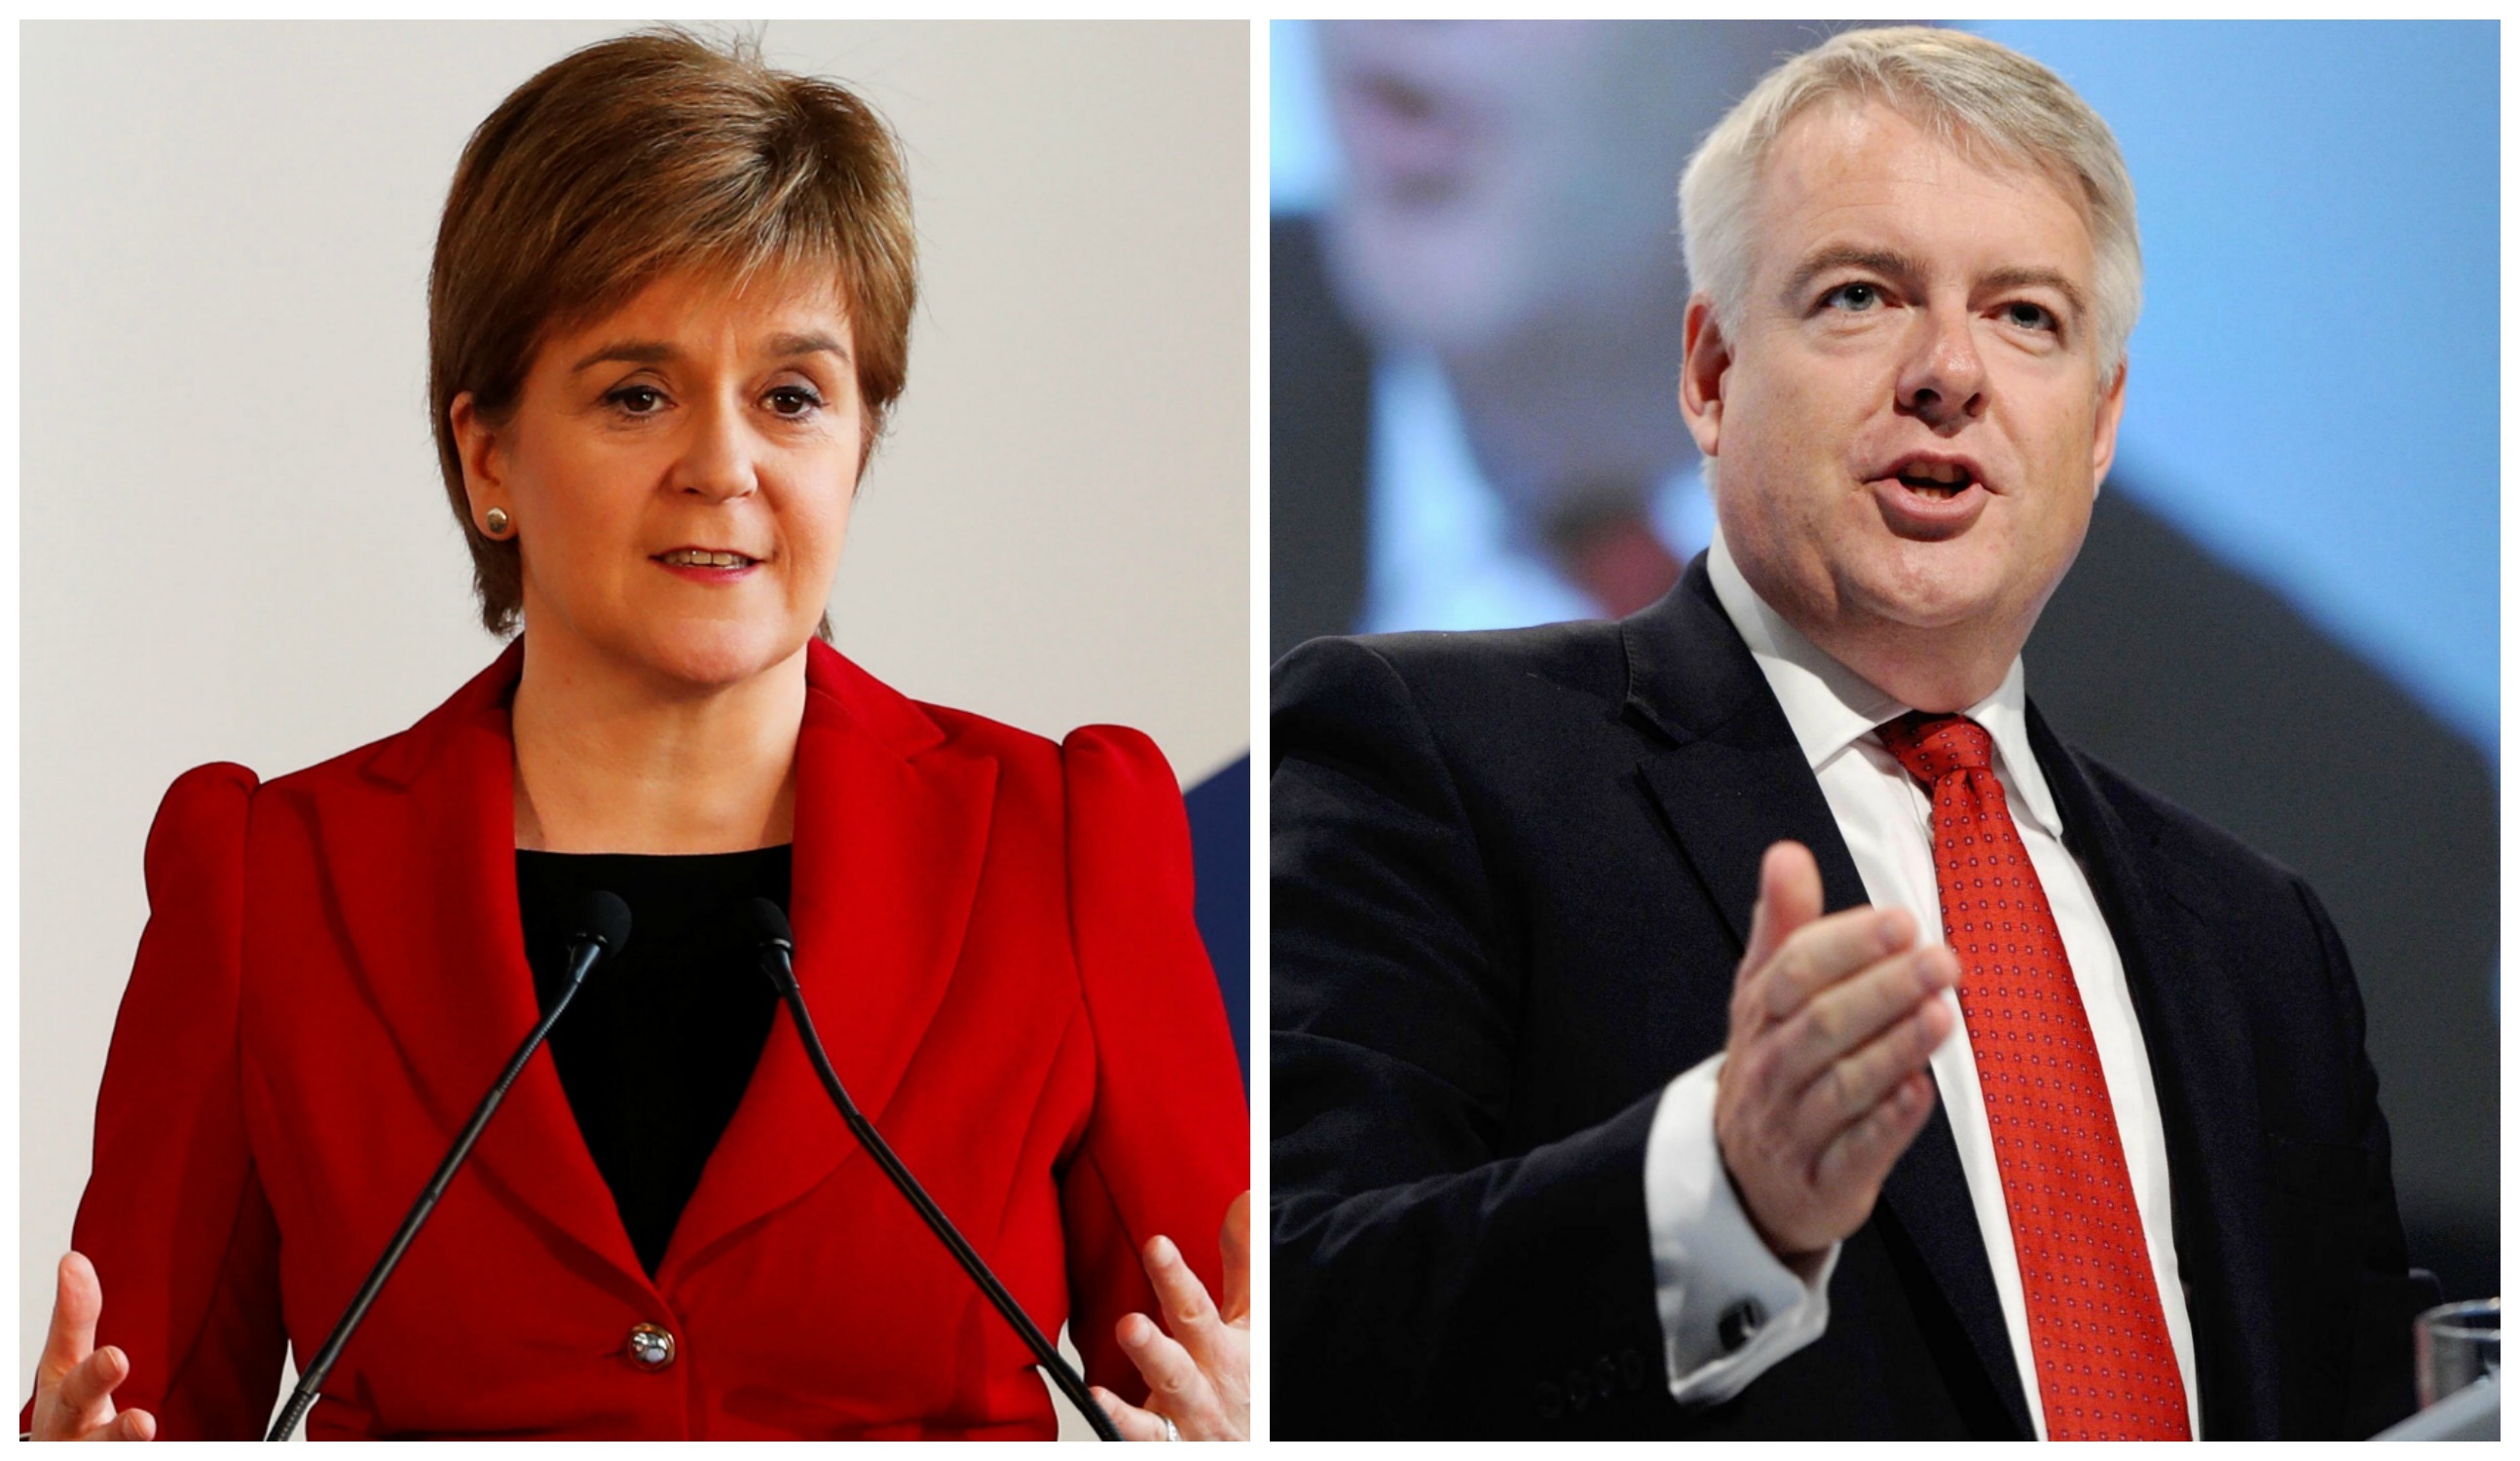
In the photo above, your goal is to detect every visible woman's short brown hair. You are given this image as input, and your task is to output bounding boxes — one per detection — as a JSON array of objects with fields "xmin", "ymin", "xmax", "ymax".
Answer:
[{"xmin": 429, "ymin": 27, "xmax": 916, "ymax": 635}]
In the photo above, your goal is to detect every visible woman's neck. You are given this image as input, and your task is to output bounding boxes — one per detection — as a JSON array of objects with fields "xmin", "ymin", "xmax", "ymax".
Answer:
[{"xmin": 507, "ymin": 635, "xmax": 808, "ymax": 854}]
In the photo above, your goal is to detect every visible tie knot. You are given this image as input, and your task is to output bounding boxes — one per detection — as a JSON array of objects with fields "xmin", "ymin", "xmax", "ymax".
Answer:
[{"xmin": 1877, "ymin": 711, "xmax": 1994, "ymax": 783}]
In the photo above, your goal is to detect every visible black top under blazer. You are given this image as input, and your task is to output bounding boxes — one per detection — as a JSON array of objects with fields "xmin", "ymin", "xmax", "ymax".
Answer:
[{"xmin": 1270, "ymin": 558, "xmax": 2427, "ymax": 1440}]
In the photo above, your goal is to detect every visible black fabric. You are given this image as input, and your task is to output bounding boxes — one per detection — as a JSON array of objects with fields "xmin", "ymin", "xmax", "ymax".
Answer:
[
  {"xmin": 1269, "ymin": 558, "xmax": 2423, "ymax": 1439},
  {"xmin": 517, "ymin": 846, "xmax": 788, "ymax": 1277}
]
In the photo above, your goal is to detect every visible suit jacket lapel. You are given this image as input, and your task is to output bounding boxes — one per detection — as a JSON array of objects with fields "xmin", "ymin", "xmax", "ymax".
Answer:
[
  {"xmin": 1623, "ymin": 564, "xmax": 2034, "ymax": 1438},
  {"xmin": 660, "ymin": 642, "xmax": 997, "ymax": 1282},
  {"xmin": 315, "ymin": 643, "xmax": 649, "ymax": 1291},
  {"xmin": 2026, "ymin": 706, "xmax": 2279, "ymax": 1439},
  {"xmin": 313, "ymin": 644, "xmax": 1001, "ymax": 1300}
]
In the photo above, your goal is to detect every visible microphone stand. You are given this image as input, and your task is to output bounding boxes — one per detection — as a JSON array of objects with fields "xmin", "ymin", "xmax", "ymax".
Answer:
[
  {"xmin": 266, "ymin": 901, "xmax": 625, "ymax": 1442},
  {"xmin": 750, "ymin": 916, "xmax": 1124, "ymax": 1442}
]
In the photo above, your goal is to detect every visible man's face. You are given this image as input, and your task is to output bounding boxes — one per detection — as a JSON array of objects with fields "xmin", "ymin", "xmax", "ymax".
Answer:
[{"xmin": 1686, "ymin": 99, "xmax": 2124, "ymax": 677}]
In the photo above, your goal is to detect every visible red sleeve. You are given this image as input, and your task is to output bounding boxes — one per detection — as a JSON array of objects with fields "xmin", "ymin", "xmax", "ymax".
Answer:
[
  {"xmin": 35, "ymin": 763, "xmax": 286, "ymax": 1440},
  {"xmin": 1055, "ymin": 727, "xmax": 1249, "ymax": 1399}
]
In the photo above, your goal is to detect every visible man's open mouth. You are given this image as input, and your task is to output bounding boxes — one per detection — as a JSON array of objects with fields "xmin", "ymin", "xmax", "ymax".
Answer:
[
  {"xmin": 1892, "ymin": 461, "xmax": 1978, "ymax": 499},
  {"xmin": 1869, "ymin": 455, "xmax": 1992, "ymax": 539}
]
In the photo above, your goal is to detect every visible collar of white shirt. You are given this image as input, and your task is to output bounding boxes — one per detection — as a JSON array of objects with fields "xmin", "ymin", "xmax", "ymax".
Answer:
[{"xmin": 1703, "ymin": 522, "xmax": 2065, "ymax": 841}]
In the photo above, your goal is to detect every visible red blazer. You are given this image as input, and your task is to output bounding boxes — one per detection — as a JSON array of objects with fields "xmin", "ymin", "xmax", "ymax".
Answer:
[{"xmin": 53, "ymin": 640, "xmax": 1247, "ymax": 1439}]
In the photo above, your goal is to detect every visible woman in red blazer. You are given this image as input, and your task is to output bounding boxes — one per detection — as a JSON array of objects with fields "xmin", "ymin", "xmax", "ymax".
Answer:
[{"xmin": 27, "ymin": 30, "xmax": 1246, "ymax": 1442}]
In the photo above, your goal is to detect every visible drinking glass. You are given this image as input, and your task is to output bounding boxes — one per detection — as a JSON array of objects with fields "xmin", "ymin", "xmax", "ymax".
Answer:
[{"xmin": 2417, "ymin": 1297, "xmax": 2500, "ymax": 1408}]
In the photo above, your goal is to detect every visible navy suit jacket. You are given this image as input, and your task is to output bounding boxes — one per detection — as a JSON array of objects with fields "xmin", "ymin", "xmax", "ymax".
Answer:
[{"xmin": 1270, "ymin": 559, "xmax": 2425, "ymax": 1439}]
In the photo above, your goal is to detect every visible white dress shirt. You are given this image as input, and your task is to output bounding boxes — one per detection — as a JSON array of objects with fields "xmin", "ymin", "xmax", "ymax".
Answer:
[
  {"xmin": 1642, "ymin": 526, "xmax": 2200, "ymax": 1439},
  {"xmin": 1354, "ymin": 352, "xmax": 1713, "ymax": 635}
]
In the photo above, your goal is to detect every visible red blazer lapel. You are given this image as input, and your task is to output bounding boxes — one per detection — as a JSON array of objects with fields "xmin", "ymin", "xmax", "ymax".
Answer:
[
  {"xmin": 314, "ymin": 642, "xmax": 649, "ymax": 1291},
  {"xmin": 661, "ymin": 642, "xmax": 998, "ymax": 1282}
]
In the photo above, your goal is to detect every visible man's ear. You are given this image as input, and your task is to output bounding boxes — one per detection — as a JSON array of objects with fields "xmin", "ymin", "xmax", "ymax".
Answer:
[
  {"xmin": 449, "ymin": 393, "xmax": 507, "ymax": 529},
  {"xmin": 1680, "ymin": 294, "xmax": 1732, "ymax": 464},
  {"xmin": 2089, "ymin": 357, "xmax": 2128, "ymax": 496}
]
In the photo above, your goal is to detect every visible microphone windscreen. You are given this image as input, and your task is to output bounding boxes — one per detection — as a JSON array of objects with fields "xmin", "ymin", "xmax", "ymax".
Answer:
[
  {"xmin": 738, "ymin": 896, "xmax": 794, "ymax": 948},
  {"xmin": 576, "ymin": 889, "xmax": 633, "ymax": 955}
]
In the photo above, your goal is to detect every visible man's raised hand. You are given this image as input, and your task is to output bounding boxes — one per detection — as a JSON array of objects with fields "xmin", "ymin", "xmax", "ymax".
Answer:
[{"xmin": 1713, "ymin": 842, "xmax": 1957, "ymax": 1262}]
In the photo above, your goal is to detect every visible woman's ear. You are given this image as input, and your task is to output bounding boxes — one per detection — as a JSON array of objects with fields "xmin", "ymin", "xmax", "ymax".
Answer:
[{"xmin": 449, "ymin": 393, "xmax": 508, "ymax": 530}]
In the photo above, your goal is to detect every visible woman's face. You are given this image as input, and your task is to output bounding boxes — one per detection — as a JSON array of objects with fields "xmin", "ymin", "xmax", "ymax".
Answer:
[{"xmin": 454, "ymin": 269, "xmax": 864, "ymax": 693}]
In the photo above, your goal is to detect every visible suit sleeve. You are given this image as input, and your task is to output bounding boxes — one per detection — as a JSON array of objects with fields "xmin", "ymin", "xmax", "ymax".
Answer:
[
  {"xmin": 2295, "ymin": 877, "xmax": 2426, "ymax": 1439},
  {"xmin": 33, "ymin": 764, "xmax": 286, "ymax": 1440},
  {"xmin": 1056, "ymin": 727, "xmax": 1248, "ymax": 1401},
  {"xmin": 1272, "ymin": 637, "xmax": 1682, "ymax": 1438}
]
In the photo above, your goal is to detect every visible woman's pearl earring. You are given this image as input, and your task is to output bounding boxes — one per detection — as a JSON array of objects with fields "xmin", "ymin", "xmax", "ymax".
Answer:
[{"xmin": 484, "ymin": 506, "xmax": 511, "ymax": 538}]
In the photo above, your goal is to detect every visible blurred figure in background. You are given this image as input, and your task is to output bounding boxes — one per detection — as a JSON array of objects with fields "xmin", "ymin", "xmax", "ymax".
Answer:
[
  {"xmin": 1278, "ymin": 22, "xmax": 1822, "ymax": 639},
  {"xmin": 1274, "ymin": 17, "xmax": 2493, "ymax": 1318}
]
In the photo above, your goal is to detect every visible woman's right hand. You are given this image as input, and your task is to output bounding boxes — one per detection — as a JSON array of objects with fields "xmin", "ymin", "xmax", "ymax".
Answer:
[{"xmin": 29, "ymin": 1252, "xmax": 154, "ymax": 1441}]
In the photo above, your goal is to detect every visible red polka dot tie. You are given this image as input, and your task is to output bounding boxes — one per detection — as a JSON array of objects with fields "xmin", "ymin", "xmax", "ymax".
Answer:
[{"xmin": 1875, "ymin": 712, "xmax": 2190, "ymax": 1441}]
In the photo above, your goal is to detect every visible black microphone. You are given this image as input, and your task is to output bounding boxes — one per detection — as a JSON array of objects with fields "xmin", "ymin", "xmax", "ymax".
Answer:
[
  {"xmin": 267, "ymin": 890, "xmax": 631, "ymax": 1442},
  {"xmin": 736, "ymin": 897, "xmax": 1124, "ymax": 1442}
]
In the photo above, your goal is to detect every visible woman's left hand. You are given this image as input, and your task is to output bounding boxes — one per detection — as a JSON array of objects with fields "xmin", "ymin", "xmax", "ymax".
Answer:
[{"xmin": 1092, "ymin": 1190, "xmax": 1249, "ymax": 1441}]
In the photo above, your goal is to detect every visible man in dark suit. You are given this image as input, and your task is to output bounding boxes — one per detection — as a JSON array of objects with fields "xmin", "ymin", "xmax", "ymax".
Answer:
[
  {"xmin": 1273, "ymin": 27, "xmax": 2427, "ymax": 1439},
  {"xmin": 1274, "ymin": 25, "xmax": 2497, "ymax": 1303}
]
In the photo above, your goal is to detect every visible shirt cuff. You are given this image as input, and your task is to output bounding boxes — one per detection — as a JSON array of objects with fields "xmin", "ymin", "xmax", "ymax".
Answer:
[{"xmin": 1642, "ymin": 1051, "xmax": 1841, "ymax": 1405}]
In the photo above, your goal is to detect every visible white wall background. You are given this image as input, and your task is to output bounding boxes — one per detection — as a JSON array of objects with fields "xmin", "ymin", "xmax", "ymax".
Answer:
[{"xmin": 19, "ymin": 19, "xmax": 1249, "ymax": 1423}]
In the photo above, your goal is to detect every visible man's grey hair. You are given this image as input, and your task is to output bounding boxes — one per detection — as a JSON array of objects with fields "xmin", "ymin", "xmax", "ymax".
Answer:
[{"xmin": 1680, "ymin": 26, "xmax": 2142, "ymax": 373}]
